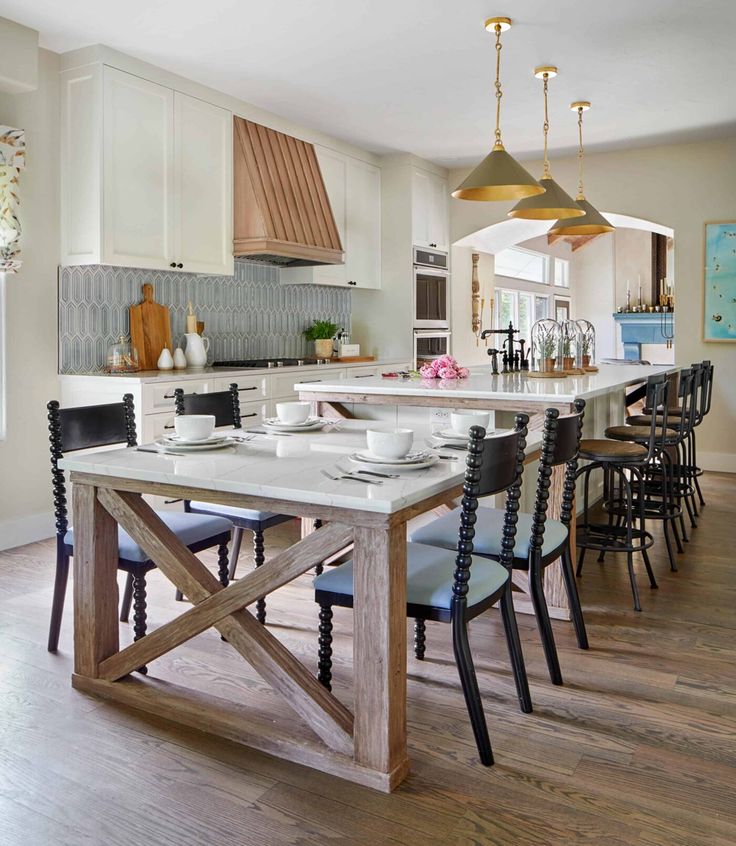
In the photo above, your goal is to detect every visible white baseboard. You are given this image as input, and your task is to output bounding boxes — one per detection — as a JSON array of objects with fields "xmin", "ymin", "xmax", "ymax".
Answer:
[
  {"xmin": 0, "ymin": 510, "xmax": 55, "ymax": 551},
  {"xmin": 699, "ymin": 452, "xmax": 736, "ymax": 474}
]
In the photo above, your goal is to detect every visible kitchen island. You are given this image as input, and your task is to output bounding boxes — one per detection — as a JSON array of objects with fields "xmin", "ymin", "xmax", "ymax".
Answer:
[{"xmin": 297, "ymin": 363, "xmax": 676, "ymax": 621}]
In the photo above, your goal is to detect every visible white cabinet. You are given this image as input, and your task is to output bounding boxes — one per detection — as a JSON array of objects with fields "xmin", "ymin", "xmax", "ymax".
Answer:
[
  {"xmin": 412, "ymin": 167, "xmax": 448, "ymax": 252},
  {"xmin": 62, "ymin": 65, "xmax": 233, "ymax": 276},
  {"xmin": 281, "ymin": 149, "xmax": 381, "ymax": 289},
  {"xmin": 103, "ymin": 68, "xmax": 174, "ymax": 269}
]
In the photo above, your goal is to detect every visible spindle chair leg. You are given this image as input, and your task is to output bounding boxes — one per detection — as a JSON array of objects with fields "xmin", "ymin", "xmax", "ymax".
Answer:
[
  {"xmin": 317, "ymin": 603, "xmax": 333, "ymax": 690},
  {"xmin": 217, "ymin": 541, "xmax": 230, "ymax": 587},
  {"xmin": 413, "ymin": 618, "xmax": 426, "ymax": 660},
  {"xmin": 253, "ymin": 529, "xmax": 266, "ymax": 624},
  {"xmin": 560, "ymin": 546, "xmax": 589, "ymax": 650},
  {"xmin": 132, "ymin": 570, "xmax": 148, "ymax": 675},
  {"xmin": 499, "ymin": 581, "xmax": 533, "ymax": 713},
  {"xmin": 529, "ymin": 556, "xmax": 563, "ymax": 685}
]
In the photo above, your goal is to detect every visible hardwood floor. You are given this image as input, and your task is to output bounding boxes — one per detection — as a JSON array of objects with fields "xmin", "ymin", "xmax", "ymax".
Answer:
[{"xmin": 1, "ymin": 472, "xmax": 735, "ymax": 845}]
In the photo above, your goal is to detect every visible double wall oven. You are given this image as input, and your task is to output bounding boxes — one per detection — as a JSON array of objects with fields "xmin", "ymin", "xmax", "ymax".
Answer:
[{"xmin": 413, "ymin": 247, "xmax": 451, "ymax": 368}]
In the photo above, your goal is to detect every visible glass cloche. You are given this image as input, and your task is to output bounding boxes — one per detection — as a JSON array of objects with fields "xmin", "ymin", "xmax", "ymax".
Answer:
[
  {"xmin": 530, "ymin": 319, "xmax": 561, "ymax": 373},
  {"xmin": 575, "ymin": 319, "xmax": 596, "ymax": 369},
  {"xmin": 105, "ymin": 336, "xmax": 140, "ymax": 373}
]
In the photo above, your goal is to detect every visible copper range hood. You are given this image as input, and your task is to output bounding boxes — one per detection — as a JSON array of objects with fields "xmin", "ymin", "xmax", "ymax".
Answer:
[{"xmin": 233, "ymin": 117, "xmax": 344, "ymax": 267}]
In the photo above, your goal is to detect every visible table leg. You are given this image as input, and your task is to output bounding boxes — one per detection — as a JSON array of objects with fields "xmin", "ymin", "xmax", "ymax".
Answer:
[
  {"xmin": 72, "ymin": 483, "xmax": 120, "ymax": 677},
  {"xmin": 352, "ymin": 524, "xmax": 409, "ymax": 785}
]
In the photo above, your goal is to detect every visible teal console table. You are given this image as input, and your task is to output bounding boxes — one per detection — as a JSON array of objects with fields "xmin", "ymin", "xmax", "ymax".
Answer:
[{"xmin": 613, "ymin": 312, "xmax": 675, "ymax": 360}]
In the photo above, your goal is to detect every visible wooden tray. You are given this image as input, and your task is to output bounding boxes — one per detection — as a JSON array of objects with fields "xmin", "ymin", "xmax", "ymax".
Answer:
[
  {"xmin": 331, "ymin": 356, "xmax": 375, "ymax": 363},
  {"xmin": 527, "ymin": 370, "xmax": 567, "ymax": 379}
]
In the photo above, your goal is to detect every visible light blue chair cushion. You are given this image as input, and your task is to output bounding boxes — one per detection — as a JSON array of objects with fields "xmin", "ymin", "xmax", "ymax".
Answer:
[
  {"xmin": 64, "ymin": 511, "xmax": 232, "ymax": 563},
  {"xmin": 314, "ymin": 542, "xmax": 508, "ymax": 610},
  {"xmin": 189, "ymin": 501, "xmax": 284, "ymax": 524},
  {"xmin": 409, "ymin": 506, "xmax": 568, "ymax": 561}
]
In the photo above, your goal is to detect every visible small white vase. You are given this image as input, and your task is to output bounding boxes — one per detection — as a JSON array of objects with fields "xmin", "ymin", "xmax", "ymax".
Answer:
[
  {"xmin": 173, "ymin": 347, "xmax": 187, "ymax": 369},
  {"xmin": 157, "ymin": 347, "xmax": 174, "ymax": 370}
]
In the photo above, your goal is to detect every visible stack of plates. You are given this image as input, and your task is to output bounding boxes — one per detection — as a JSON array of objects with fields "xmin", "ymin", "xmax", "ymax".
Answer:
[
  {"xmin": 261, "ymin": 417, "xmax": 325, "ymax": 433},
  {"xmin": 157, "ymin": 433, "xmax": 233, "ymax": 453},
  {"xmin": 429, "ymin": 428, "xmax": 494, "ymax": 447},
  {"xmin": 348, "ymin": 449, "xmax": 438, "ymax": 471}
]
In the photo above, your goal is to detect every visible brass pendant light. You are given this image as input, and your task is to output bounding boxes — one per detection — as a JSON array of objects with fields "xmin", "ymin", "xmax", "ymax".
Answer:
[
  {"xmin": 508, "ymin": 67, "xmax": 584, "ymax": 220},
  {"xmin": 548, "ymin": 102, "xmax": 614, "ymax": 235},
  {"xmin": 452, "ymin": 17, "xmax": 545, "ymax": 202}
]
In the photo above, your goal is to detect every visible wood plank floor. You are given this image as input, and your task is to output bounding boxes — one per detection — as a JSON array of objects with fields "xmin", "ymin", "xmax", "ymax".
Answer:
[{"xmin": 1, "ymin": 472, "xmax": 735, "ymax": 845}]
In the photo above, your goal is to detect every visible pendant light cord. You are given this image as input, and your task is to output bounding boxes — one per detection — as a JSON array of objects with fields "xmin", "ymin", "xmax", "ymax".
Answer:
[
  {"xmin": 576, "ymin": 106, "xmax": 585, "ymax": 200},
  {"xmin": 494, "ymin": 24, "xmax": 503, "ymax": 148},
  {"xmin": 542, "ymin": 73, "xmax": 551, "ymax": 178}
]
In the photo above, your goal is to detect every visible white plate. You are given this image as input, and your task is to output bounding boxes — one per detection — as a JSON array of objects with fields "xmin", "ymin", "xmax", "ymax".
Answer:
[
  {"xmin": 162, "ymin": 433, "xmax": 228, "ymax": 446},
  {"xmin": 351, "ymin": 449, "xmax": 433, "ymax": 466},
  {"xmin": 349, "ymin": 454, "xmax": 439, "ymax": 472},
  {"xmin": 262, "ymin": 418, "xmax": 325, "ymax": 433},
  {"xmin": 432, "ymin": 428, "xmax": 469, "ymax": 443},
  {"xmin": 153, "ymin": 438, "xmax": 234, "ymax": 453}
]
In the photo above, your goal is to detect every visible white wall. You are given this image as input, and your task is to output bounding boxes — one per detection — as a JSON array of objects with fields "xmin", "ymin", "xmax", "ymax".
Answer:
[
  {"xmin": 574, "ymin": 232, "xmax": 616, "ymax": 359},
  {"xmin": 449, "ymin": 136, "xmax": 736, "ymax": 471},
  {"xmin": 0, "ymin": 48, "xmax": 60, "ymax": 548}
]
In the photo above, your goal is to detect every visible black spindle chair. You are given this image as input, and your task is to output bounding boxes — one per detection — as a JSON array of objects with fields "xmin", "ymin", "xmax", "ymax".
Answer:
[
  {"xmin": 315, "ymin": 415, "xmax": 533, "ymax": 766},
  {"xmin": 411, "ymin": 401, "xmax": 589, "ymax": 686},
  {"xmin": 173, "ymin": 384, "xmax": 293, "ymax": 624},
  {"xmin": 47, "ymin": 395, "xmax": 232, "ymax": 656}
]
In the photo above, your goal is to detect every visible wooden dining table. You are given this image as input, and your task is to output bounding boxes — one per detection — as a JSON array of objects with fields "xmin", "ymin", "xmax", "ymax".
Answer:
[{"xmin": 60, "ymin": 420, "xmax": 475, "ymax": 793}]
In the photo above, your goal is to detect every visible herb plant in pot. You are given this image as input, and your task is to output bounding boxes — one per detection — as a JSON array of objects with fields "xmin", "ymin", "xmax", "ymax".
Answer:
[
  {"xmin": 539, "ymin": 335, "xmax": 557, "ymax": 372},
  {"xmin": 303, "ymin": 320, "xmax": 338, "ymax": 359}
]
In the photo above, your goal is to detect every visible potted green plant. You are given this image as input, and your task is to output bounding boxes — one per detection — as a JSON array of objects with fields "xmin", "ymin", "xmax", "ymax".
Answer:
[
  {"xmin": 561, "ymin": 335, "xmax": 574, "ymax": 371},
  {"xmin": 303, "ymin": 319, "xmax": 338, "ymax": 359},
  {"xmin": 581, "ymin": 334, "xmax": 592, "ymax": 368},
  {"xmin": 539, "ymin": 334, "xmax": 556, "ymax": 372}
]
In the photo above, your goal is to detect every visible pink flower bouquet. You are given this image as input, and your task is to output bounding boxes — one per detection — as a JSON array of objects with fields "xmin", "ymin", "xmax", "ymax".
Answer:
[{"xmin": 419, "ymin": 355, "xmax": 470, "ymax": 380}]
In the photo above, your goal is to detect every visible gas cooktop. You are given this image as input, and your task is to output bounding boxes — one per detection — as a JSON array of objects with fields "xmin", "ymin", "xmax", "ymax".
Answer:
[{"xmin": 212, "ymin": 358, "xmax": 326, "ymax": 369}]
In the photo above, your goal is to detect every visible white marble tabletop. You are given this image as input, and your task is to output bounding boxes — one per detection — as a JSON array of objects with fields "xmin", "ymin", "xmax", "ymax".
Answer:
[
  {"xmin": 60, "ymin": 420, "xmax": 531, "ymax": 515},
  {"xmin": 296, "ymin": 363, "xmax": 676, "ymax": 404}
]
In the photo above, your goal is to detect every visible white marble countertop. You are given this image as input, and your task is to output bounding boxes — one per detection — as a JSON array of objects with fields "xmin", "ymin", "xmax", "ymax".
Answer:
[
  {"xmin": 58, "ymin": 359, "xmax": 406, "ymax": 384},
  {"xmin": 61, "ymin": 420, "xmax": 531, "ymax": 515},
  {"xmin": 296, "ymin": 363, "xmax": 676, "ymax": 404}
]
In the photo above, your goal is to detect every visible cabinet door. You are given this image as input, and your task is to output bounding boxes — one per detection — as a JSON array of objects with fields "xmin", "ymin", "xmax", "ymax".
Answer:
[
  {"xmin": 412, "ymin": 168, "xmax": 431, "ymax": 248},
  {"xmin": 103, "ymin": 67, "xmax": 175, "ymax": 269},
  {"xmin": 311, "ymin": 148, "xmax": 347, "ymax": 286},
  {"xmin": 174, "ymin": 93, "xmax": 234, "ymax": 276},
  {"xmin": 345, "ymin": 158, "xmax": 381, "ymax": 289},
  {"xmin": 428, "ymin": 174, "xmax": 449, "ymax": 252}
]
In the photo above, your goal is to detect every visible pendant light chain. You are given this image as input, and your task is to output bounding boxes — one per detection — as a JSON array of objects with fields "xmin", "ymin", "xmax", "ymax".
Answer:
[
  {"xmin": 493, "ymin": 23, "xmax": 503, "ymax": 147},
  {"xmin": 542, "ymin": 73, "xmax": 551, "ymax": 178},
  {"xmin": 576, "ymin": 105, "xmax": 585, "ymax": 200}
]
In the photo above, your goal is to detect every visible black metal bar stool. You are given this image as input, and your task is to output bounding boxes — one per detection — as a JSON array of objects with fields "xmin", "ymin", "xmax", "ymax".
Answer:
[{"xmin": 575, "ymin": 374, "xmax": 671, "ymax": 611}]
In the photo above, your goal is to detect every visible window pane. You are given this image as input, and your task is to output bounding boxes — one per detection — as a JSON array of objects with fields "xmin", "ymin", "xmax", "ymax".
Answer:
[
  {"xmin": 495, "ymin": 247, "xmax": 548, "ymax": 284},
  {"xmin": 534, "ymin": 295, "xmax": 548, "ymax": 322},
  {"xmin": 498, "ymin": 290, "xmax": 514, "ymax": 329},
  {"xmin": 554, "ymin": 258, "xmax": 569, "ymax": 287},
  {"xmin": 518, "ymin": 292, "xmax": 532, "ymax": 340}
]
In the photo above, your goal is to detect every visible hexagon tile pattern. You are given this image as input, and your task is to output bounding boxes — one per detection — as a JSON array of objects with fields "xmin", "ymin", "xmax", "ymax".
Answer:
[{"xmin": 58, "ymin": 262, "xmax": 352, "ymax": 373}]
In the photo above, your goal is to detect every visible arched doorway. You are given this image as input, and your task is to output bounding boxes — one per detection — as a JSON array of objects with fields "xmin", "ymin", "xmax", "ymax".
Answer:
[{"xmin": 451, "ymin": 213, "xmax": 674, "ymax": 366}]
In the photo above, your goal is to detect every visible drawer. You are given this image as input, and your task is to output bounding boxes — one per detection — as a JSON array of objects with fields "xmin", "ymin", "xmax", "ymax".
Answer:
[
  {"xmin": 236, "ymin": 399, "xmax": 268, "ymax": 427},
  {"xmin": 142, "ymin": 411, "xmax": 177, "ymax": 443},
  {"xmin": 346, "ymin": 365, "xmax": 379, "ymax": 378},
  {"xmin": 144, "ymin": 379, "xmax": 213, "ymax": 413},
  {"xmin": 272, "ymin": 368, "xmax": 346, "ymax": 399},
  {"xmin": 214, "ymin": 375, "xmax": 269, "ymax": 398}
]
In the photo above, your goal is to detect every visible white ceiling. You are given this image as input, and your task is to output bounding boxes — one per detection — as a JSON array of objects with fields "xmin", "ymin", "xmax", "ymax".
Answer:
[{"xmin": 3, "ymin": 0, "xmax": 735, "ymax": 166}]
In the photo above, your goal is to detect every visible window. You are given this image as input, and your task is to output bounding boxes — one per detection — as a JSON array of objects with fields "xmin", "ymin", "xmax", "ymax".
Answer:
[
  {"xmin": 554, "ymin": 258, "xmax": 570, "ymax": 288},
  {"xmin": 554, "ymin": 296, "xmax": 571, "ymax": 322},
  {"xmin": 495, "ymin": 288, "xmax": 550, "ymax": 340},
  {"xmin": 494, "ymin": 246, "xmax": 549, "ymax": 284}
]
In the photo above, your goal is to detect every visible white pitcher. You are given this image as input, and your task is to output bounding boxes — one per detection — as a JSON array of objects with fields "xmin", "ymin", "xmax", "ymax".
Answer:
[{"xmin": 181, "ymin": 332, "xmax": 210, "ymax": 368}]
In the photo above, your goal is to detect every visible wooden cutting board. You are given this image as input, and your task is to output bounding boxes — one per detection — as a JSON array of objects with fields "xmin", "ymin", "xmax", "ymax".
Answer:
[{"xmin": 129, "ymin": 283, "xmax": 172, "ymax": 370}]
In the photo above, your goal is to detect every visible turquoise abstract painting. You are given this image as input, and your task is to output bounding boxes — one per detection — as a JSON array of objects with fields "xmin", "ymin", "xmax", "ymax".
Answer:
[{"xmin": 704, "ymin": 222, "xmax": 736, "ymax": 341}]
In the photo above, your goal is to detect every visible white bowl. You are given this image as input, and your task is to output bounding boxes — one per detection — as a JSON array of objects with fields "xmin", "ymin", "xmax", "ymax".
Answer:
[
  {"xmin": 276, "ymin": 401, "xmax": 312, "ymax": 425},
  {"xmin": 174, "ymin": 414, "xmax": 216, "ymax": 442},
  {"xmin": 450, "ymin": 409, "xmax": 491, "ymax": 436},
  {"xmin": 366, "ymin": 428, "xmax": 414, "ymax": 460}
]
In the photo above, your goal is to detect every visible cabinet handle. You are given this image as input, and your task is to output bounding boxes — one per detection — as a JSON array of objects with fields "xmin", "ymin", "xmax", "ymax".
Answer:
[
  {"xmin": 164, "ymin": 498, "xmax": 183, "ymax": 505},
  {"xmin": 240, "ymin": 412, "xmax": 258, "ymax": 419},
  {"xmin": 163, "ymin": 393, "xmax": 176, "ymax": 398},
  {"xmin": 164, "ymin": 424, "xmax": 175, "ymax": 429},
  {"xmin": 170, "ymin": 262, "xmax": 177, "ymax": 268},
  {"xmin": 355, "ymin": 373, "xmax": 374, "ymax": 378},
  {"xmin": 429, "ymin": 243, "xmax": 437, "ymax": 248},
  {"xmin": 177, "ymin": 263, "xmax": 183, "ymax": 269},
  {"xmin": 238, "ymin": 386, "xmax": 258, "ymax": 392},
  {"xmin": 347, "ymin": 280, "xmax": 357, "ymax": 286}
]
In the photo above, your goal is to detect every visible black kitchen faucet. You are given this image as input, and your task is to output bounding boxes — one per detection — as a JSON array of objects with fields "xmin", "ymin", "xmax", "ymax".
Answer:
[{"xmin": 480, "ymin": 322, "xmax": 529, "ymax": 373}]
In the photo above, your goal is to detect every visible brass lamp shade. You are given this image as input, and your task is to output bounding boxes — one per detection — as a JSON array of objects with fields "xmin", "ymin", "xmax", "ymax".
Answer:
[
  {"xmin": 548, "ymin": 198, "xmax": 614, "ymax": 235},
  {"xmin": 452, "ymin": 144, "xmax": 545, "ymax": 201},
  {"xmin": 508, "ymin": 176, "xmax": 584, "ymax": 220}
]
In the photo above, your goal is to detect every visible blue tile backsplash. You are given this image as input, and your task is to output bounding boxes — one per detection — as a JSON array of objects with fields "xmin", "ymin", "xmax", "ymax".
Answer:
[{"xmin": 58, "ymin": 261, "xmax": 352, "ymax": 373}]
